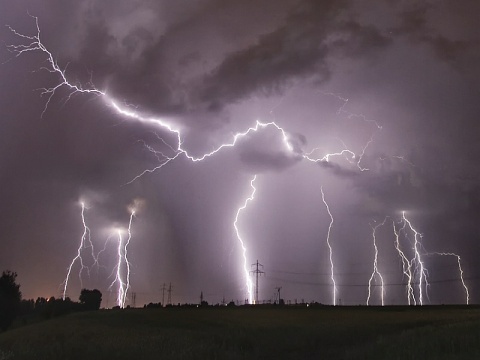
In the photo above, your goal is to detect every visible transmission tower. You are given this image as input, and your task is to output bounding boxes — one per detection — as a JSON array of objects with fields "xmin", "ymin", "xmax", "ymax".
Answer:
[
  {"xmin": 161, "ymin": 283, "xmax": 166, "ymax": 307},
  {"xmin": 131, "ymin": 292, "xmax": 136, "ymax": 308},
  {"xmin": 167, "ymin": 282, "xmax": 173, "ymax": 305},
  {"xmin": 250, "ymin": 260, "xmax": 264, "ymax": 304}
]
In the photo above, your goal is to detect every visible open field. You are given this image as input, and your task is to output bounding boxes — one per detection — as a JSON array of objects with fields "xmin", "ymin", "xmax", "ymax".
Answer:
[{"xmin": 1, "ymin": 306, "xmax": 480, "ymax": 359}]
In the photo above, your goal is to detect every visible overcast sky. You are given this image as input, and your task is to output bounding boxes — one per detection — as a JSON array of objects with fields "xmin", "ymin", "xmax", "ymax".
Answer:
[{"xmin": 0, "ymin": 0, "xmax": 479, "ymax": 306}]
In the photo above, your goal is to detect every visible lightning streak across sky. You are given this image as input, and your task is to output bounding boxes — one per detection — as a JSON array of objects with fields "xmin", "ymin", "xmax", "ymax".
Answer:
[
  {"xmin": 5, "ymin": 17, "xmax": 373, "ymax": 180},
  {"xmin": 320, "ymin": 187, "xmax": 337, "ymax": 306}
]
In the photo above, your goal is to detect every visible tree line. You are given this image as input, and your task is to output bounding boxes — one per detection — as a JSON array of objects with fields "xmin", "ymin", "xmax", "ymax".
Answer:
[{"xmin": 0, "ymin": 270, "xmax": 102, "ymax": 331}]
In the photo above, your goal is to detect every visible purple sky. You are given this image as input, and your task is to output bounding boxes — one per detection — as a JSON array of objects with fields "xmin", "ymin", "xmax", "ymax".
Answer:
[{"xmin": 0, "ymin": 0, "xmax": 479, "ymax": 307}]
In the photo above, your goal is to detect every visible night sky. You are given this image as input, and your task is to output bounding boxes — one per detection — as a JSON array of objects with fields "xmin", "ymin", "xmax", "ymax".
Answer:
[{"xmin": 1, "ymin": 0, "xmax": 479, "ymax": 307}]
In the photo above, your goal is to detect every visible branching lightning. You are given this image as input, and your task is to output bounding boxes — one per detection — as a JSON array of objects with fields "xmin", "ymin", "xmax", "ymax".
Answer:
[
  {"xmin": 366, "ymin": 218, "xmax": 387, "ymax": 306},
  {"xmin": 320, "ymin": 187, "xmax": 337, "ymax": 306},
  {"xmin": 109, "ymin": 209, "xmax": 136, "ymax": 308},
  {"xmin": 401, "ymin": 211, "xmax": 429, "ymax": 305},
  {"xmin": 233, "ymin": 175, "xmax": 257, "ymax": 304},
  {"xmin": 392, "ymin": 219, "xmax": 416, "ymax": 305},
  {"xmin": 61, "ymin": 202, "xmax": 93, "ymax": 300},
  {"xmin": 5, "ymin": 15, "xmax": 374, "ymax": 180},
  {"xmin": 5, "ymin": 14, "xmax": 104, "ymax": 117}
]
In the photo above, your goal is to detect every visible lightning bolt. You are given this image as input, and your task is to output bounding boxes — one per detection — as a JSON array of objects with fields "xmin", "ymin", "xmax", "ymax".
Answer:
[
  {"xmin": 431, "ymin": 252, "xmax": 470, "ymax": 305},
  {"xmin": 110, "ymin": 229, "xmax": 126, "ymax": 308},
  {"xmin": 5, "ymin": 14, "xmax": 104, "ymax": 117},
  {"xmin": 61, "ymin": 202, "xmax": 93, "ymax": 300},
  {"xmin": 109, "ymin": 209, "xmax": 136, "ymax": 308},
  {"xmin": 401, "ymin": 211, "xmax": 429, "ymax": 305},
  {"xmin": 392, "ymin": 219, "xmax": 416, "ymax": 305},
  {"xmin": 320, "ymin": 187, "xmax": 337, "ymax": 306},
  {"xmin": 91, "ymin": 233, "xmax": 115, "ymax": 273},
  {"xmin": 366, "ymin": 218, "xmax": 387, "ymax": 306},
  {"xmin": 233, "ymin": 175, "xmax": 257, "ymax": 304},
  {"xmin": 6, "ymin": 16, "xmax": 375, "ymax": 180}
]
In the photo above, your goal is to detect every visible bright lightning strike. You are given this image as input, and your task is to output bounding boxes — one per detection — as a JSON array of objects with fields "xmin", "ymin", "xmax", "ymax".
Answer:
[
  {"xmin": 123, "ymin": 209, "xmax": 135, "ymax": 307},
  {"xmin": 366, "ymin": 218, "xmax": 387, "ymax": 306},
  {"xmin": 431, "ymin": 252, "xmax": 470, "ymax": 305},
  {"xmin": 5, "ymin": 14, "xmax": 104, "ymax": 117},
  {"xmin": 109, "ymin": 209, "xmax": 136, "ymax": 308},
  {"xmin": 61, "ymin": 202, "xmax": 93, "ymax": 300},
  {"xmin": 233, "ymin": 175, "xmax": 257, "ymax": 305},
  {"xmin": 6, "ymin": 16, "xmax": 378, "ymax": 182},
  {"xmin": 320, "ymin": 187, "xmax": 337, "ymax": 306},
  {"xmin": 392, "ymin": 219, "xmax": 416, "ymax": 305},
  {"xmin": 401, "ymin": 211, "xmax": 428, "ymax": 306}
]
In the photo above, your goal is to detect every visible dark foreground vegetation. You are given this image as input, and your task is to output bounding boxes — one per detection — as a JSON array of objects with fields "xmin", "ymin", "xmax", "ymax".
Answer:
[{"xmin": 1, "ymin": 305, "xmax": 480, "ymax": 359}]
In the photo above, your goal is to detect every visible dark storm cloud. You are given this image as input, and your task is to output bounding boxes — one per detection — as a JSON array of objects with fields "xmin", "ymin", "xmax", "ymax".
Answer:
[
  {"xmin": 391, "ymin": 2, "xmax": 480, "ymax": 68},
  {"xmin": 195, "ymin": 0, "xmax": 391, "ymax": 112},
  {"xmin": 44, "ymin": 0, "xmax": 393, "ymax": 118}
]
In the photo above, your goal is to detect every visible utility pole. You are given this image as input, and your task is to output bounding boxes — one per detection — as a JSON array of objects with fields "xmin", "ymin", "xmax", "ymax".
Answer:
[
  {"xmin": 250, "ymin": 260, "xmax": 264, "ymax": 304},
  {"xmin": 167, "ymin": 282, "xmax": 173, "ymax": 306},
  {"xmin": 161, "ymin": 283, "xmax": 166, "ymax": 307}
]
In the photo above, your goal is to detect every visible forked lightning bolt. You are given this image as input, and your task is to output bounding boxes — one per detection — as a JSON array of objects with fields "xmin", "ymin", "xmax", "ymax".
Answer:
[
  {"xmin": 320, "ymin": 187, "xmax": 337, "ymax": 306},
  {"xmin": 5, "ymin": 14, "xmax": 104, "ymax": 117},
  {"xmin": 61, "ymin": 202, "xmax": 94, "ymax": 300},
  {"xmin": 6, "ymin": 16, "xmax": 375, "ymax": 182},
  {"xmin": 366, "ymin": 218, "xmax": 387, "ymax": 306},
  {"xmin": 233, "ymin": 176, "xmax": 257, "ymax": 304},
  {"xmin": 392, "ymin": 219, "xmax": 416, "ymax": 305},
  {"xmin": 109, "ymin": 209, "xmax": 136, "ymax": 308},
  {"xmin": 401, "ymin": 211, "xmax": 428, "ymax": 305}
]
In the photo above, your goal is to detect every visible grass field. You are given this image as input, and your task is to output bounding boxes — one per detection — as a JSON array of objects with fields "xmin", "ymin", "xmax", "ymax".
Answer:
[{"xmin": 1, "ymin": 305, "xmax": 480, "ymax": 359}]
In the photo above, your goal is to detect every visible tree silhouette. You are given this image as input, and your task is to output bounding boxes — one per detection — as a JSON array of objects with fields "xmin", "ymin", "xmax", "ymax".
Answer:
[
  {"xmin": 79, "ymin": 289, "xmax": 102, "ymax": 310},
  {"xmin": 0, "ymin": 270, "xmax": 22, "ymax": 331}
]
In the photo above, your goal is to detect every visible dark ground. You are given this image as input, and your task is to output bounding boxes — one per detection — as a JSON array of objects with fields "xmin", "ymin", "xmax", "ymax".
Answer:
[{"xmin": 1, "ymin": 305, "xmax": 480, "ymax": 359}]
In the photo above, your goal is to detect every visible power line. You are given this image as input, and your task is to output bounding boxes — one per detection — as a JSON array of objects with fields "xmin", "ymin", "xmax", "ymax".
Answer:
[{"xmin": 265, "ymin": 275, "xmax": 478, "ymax": 288}]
